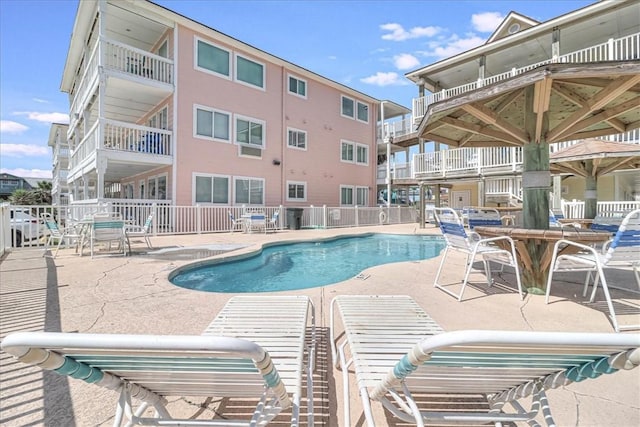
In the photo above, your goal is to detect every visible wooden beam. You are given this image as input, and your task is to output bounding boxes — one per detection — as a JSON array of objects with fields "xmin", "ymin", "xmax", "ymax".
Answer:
[
  {"xmin": 606, "ymin": 117, "xmax": 627, "ymax": 133},
  {"xmin": 494, "ymin": 89, "xmax": 523, "ymax": 114},
  {"xmin": 548, "ymin": 75, "xmax": 640, "ymax": 141},
  {"xmin": 440, "ymin": 116, "xmax": 522, "ymax": 145},
  {"xmin": 533, "ymin": 77, "xmax": 553, "ymax": 143},
  {"xmin": 550, "ymin": 82, "xmax": 587, "ymax": 107},
  {"xmin": 599, "ymin": 157, "xmax": 637, "ymax": 176},
  {"xmin": 422, "ymin": 133, "xmax": 461, "ymax": 147},
  {"xmin": 548, "ymin": 97, "xmax": 640, "ymax": 142},
  {"xmin": 461, "ymin": 103, "xmax": 528, "ymax": 144},
  {"xmin": 552, "ymin": 162, "xmax": 588, "ymax": 177}
]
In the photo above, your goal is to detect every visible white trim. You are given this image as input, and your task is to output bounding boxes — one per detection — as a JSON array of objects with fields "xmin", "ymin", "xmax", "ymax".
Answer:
[
  {"xmin": 172, "ymin": 23, "xmax": 178, "ymax": 207},
  {"xmin": 234, "ymin": 52, "xmax": 266, "ymax": 91},
  {"xmin": 340, "ymin": 139, "xmax": 355, "ymax": 163},
  {"xmin": 193, "ymin": 104, "xmax": 232, "ymax": 143},
  {"xmin": 286, "ymin": 180, "xmax": 307, "ymax": 202},
  {"xmin": 234, "ymin": 114, "xmax": 266, "ymax": 149},
  {"xmin": 287, "ymin": 127, "xmax": 307, "ymax": 151},
  {"xmin": 147, "ymin": 173, "xmax": 168, "ymax": 200},
  {"xmin": 356, "ymin": 101, "xmax": 369, "ymax": 124},
  {"xmin": 237, "ymin": 144, "xmax": 263, "ymax": 159},
  {"xmin": 192, "ymin": 172, "xmax": 231, "ymax": 205},
  {"xmin": 341, "ymin": 95, "xmax": 355, "ymax": 120},
  {"xmin": 138, "ymin": 179, "xmax": 146, "ymax": 199},
  {"xmin": 356, "ymin": 186, "xmax": 369, "ymax": 206},
  {"xmin": 193, "ymin": 36, "xmax": 232, "ymax": 80},
  {"xmin": 340, "ymin": 185, "xmax": 355, "ymax": 206},
  {"xmin": 355, "ymin": 143, "xmax": 369, "ymax": 166},
  {"xmin": 287, "ymin": 73, "xmax": 307, "ymax": 99},
  {"xmin": 233, "ymin": 175, "xmax": 265, "ymax": 206}
]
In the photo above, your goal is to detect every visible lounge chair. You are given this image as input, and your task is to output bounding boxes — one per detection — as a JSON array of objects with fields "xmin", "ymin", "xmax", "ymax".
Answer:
[
  {"xmin": 266, "ymin": 211, "xmax": 280, "ymax": 232},
  {"xmin": 1, "ymin": 295, "xmax": 315, "ymax": 427},
  {"xmin": 85, "ymin": 214, "xmax": 127, "ymax": 258},
  {"xmin": 546, "ymin": 208, "xmax": 640, "ymax": 332},
  {"xmin": 466, "ymin": 206, "xmax": 502, "ymax": 229},
  {"xmin": 330, "ymin": 295, "xmax": 640, "ymax": 427},
  {"xmin": 229, "ymin": 210, "xmax": 246, "ymax": 233},
  {"xmin": 40, "ymin": 212, "xmax": 81, "ymax": 258},
  {"xmin": 433, "ymin": 207, "xmax": 523, "ymax": 301},
  {"xmin": 124, "ymin": 212, "xmax": 154, "ymax": 251}
]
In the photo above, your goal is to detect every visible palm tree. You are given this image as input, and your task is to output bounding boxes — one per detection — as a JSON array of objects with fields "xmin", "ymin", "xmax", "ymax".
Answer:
[
  {"xmin": 32, "ymin": 181, "xmax": 52, "ymax": 205},
  {"xmin": 8, "ymin": 189, "xmax": 37, "ymax": 205}
]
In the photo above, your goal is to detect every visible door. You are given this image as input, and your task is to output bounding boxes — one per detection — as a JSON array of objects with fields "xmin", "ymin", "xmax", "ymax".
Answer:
[{"xmin": 451, "ymin": 190, "xmax": 471, "ymax": 209}]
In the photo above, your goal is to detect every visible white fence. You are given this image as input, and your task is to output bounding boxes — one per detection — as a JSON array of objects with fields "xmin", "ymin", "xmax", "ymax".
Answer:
[
  {"xmin": 0, "ymin": 203, "xmax": 419, "ymax": 249},
  {"xmin": 561, "ymin": 200, "xmax": 640, "ymax": 219}
]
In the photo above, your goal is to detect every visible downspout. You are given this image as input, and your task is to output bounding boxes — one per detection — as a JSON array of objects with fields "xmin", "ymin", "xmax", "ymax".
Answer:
[
  {"xmin": 381, "ymin": 101, "xmax": 391, "ymax": 208},
  {"xmin": 281, "ymin": 66, "xmax": 286, "ymax": 206},
  {"xmin": 171, "ymin": 23, "xmax": 178, "ymax": 207}
]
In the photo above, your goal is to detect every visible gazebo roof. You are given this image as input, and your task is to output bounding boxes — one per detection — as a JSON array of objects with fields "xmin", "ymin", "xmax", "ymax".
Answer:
[
  {"xmin": 550, "ymin": 138, "xmax": 640, "ymax": 177},
  {"xmin": 417, "ymin": 61, "xmax": 640, "ymax": 148}
]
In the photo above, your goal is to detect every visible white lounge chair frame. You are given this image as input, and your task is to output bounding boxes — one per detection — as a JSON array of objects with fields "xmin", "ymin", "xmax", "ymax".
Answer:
[
  {"xmin": 124, "ymin": 212, "xmax": 154, "ymax": 251},
  {"xmin": 330, "ymin": 295, "xmax": 640, "ymax": 427},
  {"xmin": 466, "ymin": 206, "xmax": 502, "ymax": 229},
  {"xmin": 2, "ymin": 296, "xmax": 316, "ymax": 427},
  {"xmin": 433, "ymin": 207, "xmax": 523, "ymax": 301},
  {"xmin": 229, "ymin": 210, "xmax": 246, "ymax": 233},
  {"xmin": 546, "ymin": 208, "xmax": 640, "ymax": 332},
  {"xmin": 204, "ymin": 295, "xmax": 316, "ymax": 427}
]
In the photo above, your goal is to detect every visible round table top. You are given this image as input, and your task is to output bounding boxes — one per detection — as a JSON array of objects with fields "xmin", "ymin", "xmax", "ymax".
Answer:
[{"xmin": 473, "ymin": 226, "xmax": 611, "ymax": 243}]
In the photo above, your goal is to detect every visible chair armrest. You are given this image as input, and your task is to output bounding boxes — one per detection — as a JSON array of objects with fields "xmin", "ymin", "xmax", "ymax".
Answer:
[{"xmin": 551, "ymin": 239, "xmax": 599, "ymax": 256}]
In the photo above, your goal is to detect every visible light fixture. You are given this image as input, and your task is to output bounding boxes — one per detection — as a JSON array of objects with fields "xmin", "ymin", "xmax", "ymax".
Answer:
[{"xmin": 272, "ymin": 159, "xmax": 281, "ymax": 166}]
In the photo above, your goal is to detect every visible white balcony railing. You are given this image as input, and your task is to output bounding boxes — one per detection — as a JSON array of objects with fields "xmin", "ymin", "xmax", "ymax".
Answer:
[
  {"xmin": 103, "ymin": 119, "xmax": 172, "ymax": 156},
  {"xmin": 102, "ymin": 39, "xmax": 173, "ymax": 85},
  {"xmin": 378, "ymin": 118, "xmax": 418, "ymax": 141},
  {"xmin": 412, "ymin": 32, "xmax": 640, "ymax": 120}
]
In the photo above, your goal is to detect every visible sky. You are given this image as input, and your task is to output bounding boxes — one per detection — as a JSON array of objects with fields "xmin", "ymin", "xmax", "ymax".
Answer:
[{"xmin": 0, "ymin": 0, "xmax": 593, "ymax": 179}]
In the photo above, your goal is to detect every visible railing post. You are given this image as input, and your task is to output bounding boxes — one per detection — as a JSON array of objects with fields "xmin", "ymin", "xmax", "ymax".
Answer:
[
  {"xmin": 196, "ymin": 204, "xmax": 201, "ymax": 234},
  {"xmin": 354, "ymin": 205, "xmax": 359, "ymax": 227},
  {"xmin": 608, "ymin": 38, "xmax": 615, "ymax": 61},
  {"xmin": 322, "ymin": 205, "xmax": 327, "ymax": 229},
  {"xmin": 152, "ymin": 202, "xmax": 158, "ymax": 236}
]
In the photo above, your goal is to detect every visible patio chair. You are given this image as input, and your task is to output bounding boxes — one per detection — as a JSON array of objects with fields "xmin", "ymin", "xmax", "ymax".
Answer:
[
  {"xmin": 228, "ymin": 210, "xmax": 246, "ymax": 233},
  {"xmin": 549, "ymin": 209, "xmax": 581, "ymax": 228},
  {"xmin": 545, "ymin": 208, "xmax": 640, "ymax": 332},
  {"xmin": 466, "ymin": 206, "xmax": 502, "ymax": 229},
  {"xmin": 1, "ymin": 295, "xmax": 316, "ymax": 427},
  {"xmin": 433, "ymin": 207, "xmax": 523, "ymax": 301},
  {"xmin": 330, "ymin": 295, "xmax": 640, "ymax": 427},
  {"xmin": 124, "ymin": 212, "xmax": 154, "ymax": 252},
  {"xmin": 40, "ymin": 212, "xmax": 81, "ymax": 258},
  {"xmin": 85, "ymin": 214, "xmax": 127, "ymax": 258},
  {"xmin": 590, "ymin": 210, "xmax": 627, "ymax": 234},
  {"xmin": 266, "ymin": 211, "xmax": 280, "ymax": 232}
]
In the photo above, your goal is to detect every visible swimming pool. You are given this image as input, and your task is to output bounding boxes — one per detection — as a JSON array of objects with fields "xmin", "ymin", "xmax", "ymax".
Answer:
[{"xmin": 170, "ymin": 234, "xmax": 445, "ymax": 293}]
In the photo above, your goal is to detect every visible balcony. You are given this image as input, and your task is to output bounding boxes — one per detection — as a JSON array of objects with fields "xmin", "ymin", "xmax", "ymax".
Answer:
[
  {"xmin": 412, "ymin": 32, "xmax": 639, "ymax": 121},
  {"xmin": 69, "ymin": 119, "xmax": 172, "ymax": 183}
]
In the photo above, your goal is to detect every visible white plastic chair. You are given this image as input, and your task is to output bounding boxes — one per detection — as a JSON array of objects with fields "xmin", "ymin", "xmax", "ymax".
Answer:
[
  {"xmin": 228, "ymin": 210, "xmax": 245, "ymax": 233},
  {"xmin": 546, "ymin": 208, "xmax": 640, "ymax": 332},
  {"xmin": 433, "ymin": 207, "xmax": 523, "ymax": 301},
  {"xmin": 86, "ymin": 214, "xmax": 127, "ymax": 258},
  {"xmin": 124, "ymin": 212, "xmax": 154, "ymax": 251},
  {"xmin": 40, "ymin": 212, "xmax": 81, "ymax": 258},
  {"xmin": 467, "ymin": 206, "xmax": 502, "ymax": 229},
  {"xmin": 266, "ymin": 211, "xmax": 280, "ymax": 232},
  {"xmin": 330, "ymin": 295, "xmax": 639, "ymax": 427}
]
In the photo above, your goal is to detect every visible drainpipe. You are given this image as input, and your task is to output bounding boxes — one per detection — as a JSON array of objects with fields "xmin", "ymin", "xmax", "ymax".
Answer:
[{"xmin": 381, "ymin": 101, "xmax": 391, "ymax": 209}]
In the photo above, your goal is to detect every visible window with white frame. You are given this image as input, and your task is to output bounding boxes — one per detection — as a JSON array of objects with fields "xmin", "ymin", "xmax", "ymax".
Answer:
[
  {"xmin": 356, "ymin": 144, "xmax": 369, "ymax": 165},
  {"xmin": 194, "ymin": 174, "xmax": 230, "ymax": 204},
  {"xmin": 157, "ymin": 39, "xmax": 168, "ymax": 58},
  {"xmin": 124, "ymin": 183, "xmax": 134, "ymax": 199},
  {"xmin": 341, "ymin": 96, "xmax": 355, "ymax": 119},
  {"xmin": 341, "ymin": 140, "xmax": 354, "ymax": 162},
  {"xmin": 287, "ymin": 181, "xmax": 306, "ymax": 201},
  {"xmin": 194, "ymin": 105, "xmax": 230, "ymax": 142},
  {"xmin": 288, "ymin": 75, "xmax": 306, "ymax": 98},
  {"xmin": 340, "ymin": 185, "xmax": 354, "ymax": 206},
  {"xmin": 234, "ymin": 177, "xmax": 264, "ymax": 205},
  {"xmin": 148, "ymin": 107, "xmax": 168, "ymax": 129},
  {"xmin": 357, "ymin": 101, "xmax": 369, "ymax": 123},
  {"xmin": 356, "ymin": 186, "xmax": 368, "ymax": 206},
  {"xmin": 196, "ymin": 38, "xmax": 230, "ymax": 78},
  {"xmin": 235, "ymin": 54, "xmax": 264, "ymax": 89},
  {"xmin": 148, "ymin": 175, "xmax": 167, "ymax": 200},
  {"xmin": 287, "ymin": 128, "xmax": 307, "ymax": 150},
  {"xmin": 139, "ymin": 180, "xmax": 146, "ymax": 199},
  {"xmin": 235, "ymin": 115, "xmax": 265, "ymax": 148}
]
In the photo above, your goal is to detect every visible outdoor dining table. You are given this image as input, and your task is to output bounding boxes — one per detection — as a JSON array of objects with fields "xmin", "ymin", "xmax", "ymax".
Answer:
[{"xmin": 473, "ymin": 226, "xmax": 612, "ymax": 294}]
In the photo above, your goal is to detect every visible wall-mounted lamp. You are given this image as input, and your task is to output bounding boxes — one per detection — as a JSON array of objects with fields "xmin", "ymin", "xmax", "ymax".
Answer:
[{"xmin": 272, "ymin": 159, "xmax": 281, "ymax": 166}]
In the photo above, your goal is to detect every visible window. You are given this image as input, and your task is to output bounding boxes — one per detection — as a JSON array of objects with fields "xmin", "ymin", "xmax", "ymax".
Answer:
[
  {"xmin": 357, "ymin": 101, "xmax": 369, "ymax": 123},
  {"xmin": 148, "ymin": 175, "xmax": 167, "ymax": 200},
  {"xmin": 340, "ymin": 186, "xmax": 354, "ymax": 206},
  {"xmin": 287, "ymin": 128, "xmax": 307, "ymax": 150},
  {"xmin": 356, "ymin": 186, "xmax": 368, "ymax": 206},
  {"xmin": 235, "ymin": 116, "xmax": 265, "ymax": 148},
  {"xmin": 341, "ymin": 96, "xmax": 354, "ymax": 119},
  {"xmin": 157, "ymin": 40, "xmax": 168, "ymax": 58},
  {"xmin": 124, "ymin": 183, "xmax": 134, "ymax": 199},
  {"xmin": 196, "ymin": 39, "xmax": 230, "ymax": 78},
  {"xmin": 234, "ymin": 177, "xmax": 264, "ymax": 205},
  {"xmin": 194, "ymin": 174, "xmax": 229, "ymax": 204},
  {"xmin": 139, "ymin": 180, "xmax": 145, "ymax": 199},
  {"xmin": 236, "ymin": 54, "xmax": 264, "ymax": 89},
  {"xmin": 356, "ymin": 144, "xmax": 368, "ymax": 165},
  {"xmin": 287, "ymin": 181, "xmax": 306, "ymax": 201},
  {"xmin": 288, "ymin": 75, "xmax": 306, "ymax": 98},
  {"xmin": 149, "ymin": 107, "xmax": 168, "ymax": 129},
  {"xmin": 341, "ymin": 141, "xmax": 354, "ymax": 162},
  {"xmin": 194, "ymin": 105, "xmax": 230, "ymax": 142}
]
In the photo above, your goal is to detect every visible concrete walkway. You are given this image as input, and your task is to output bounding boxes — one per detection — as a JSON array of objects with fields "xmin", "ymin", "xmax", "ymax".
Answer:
[{"xmin": 1, "ymin": 224, "xmax": 638, "ymax": 426}]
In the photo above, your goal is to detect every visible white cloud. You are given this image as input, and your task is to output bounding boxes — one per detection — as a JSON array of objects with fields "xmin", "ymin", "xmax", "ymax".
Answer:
[
  {"xmin": 32, "ymin": 98, "xmax": 50, "ymax": 104},
  {"xmin": 328, "ymin": 55, "xmax": 337, "ymax": 60},
  {"xmin": 419, "ymin": 34, "xmax": 486, "ymax": 59},
  {"xmin": 360, "ymin": 72, "xmax": 409, "ymax": 87},
  {"xmin": 0, "ymin": 168, "xmax": 52, "ymax": 179},
  {"xmin": 0, "ymin": 120, "xmax": 29, "ymax": 134},
  {"xmin": 0, "ymin": 143, "xmax": 49, "ymax": 158},
  {"xmin": 393, "ymin": 53, "xmax": 420, "ymax": 70},
  {"xmin": 472, "ymin": 12, "xmax": 504, "ymax": 33},
  {"xmin": 380, "ymin": 23, "xmax": 440, "ymax": 41},
  {"xmin": 14, "ymin": 111, "xmax": 69, "ymax": 124}
]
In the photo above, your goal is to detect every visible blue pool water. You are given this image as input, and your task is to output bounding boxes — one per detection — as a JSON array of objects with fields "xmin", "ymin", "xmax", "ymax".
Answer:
[{"xmin": 170, "ymin": 234, "xmax": 445, "ymax": 293}]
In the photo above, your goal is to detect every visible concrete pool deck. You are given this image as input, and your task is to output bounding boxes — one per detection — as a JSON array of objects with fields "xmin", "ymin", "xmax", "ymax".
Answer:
[{"xmin": 1, "ymin": 223, "xmax": 638, "ymax": 426}]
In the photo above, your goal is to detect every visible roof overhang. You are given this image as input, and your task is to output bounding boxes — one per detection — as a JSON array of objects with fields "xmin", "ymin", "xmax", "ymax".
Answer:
[
  {"xmin": 550, "ymin": 138, "xmax": 640, "ymax": 177},
  {"xmin": 416, "ymin": 61, "xmax": 640, "ymax": 148}
]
